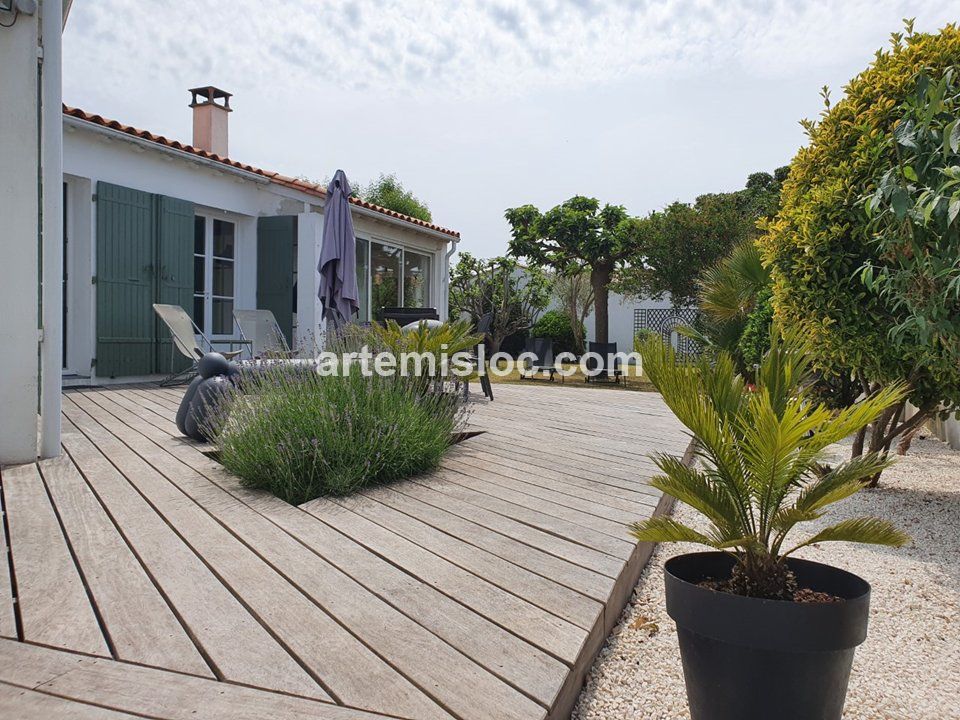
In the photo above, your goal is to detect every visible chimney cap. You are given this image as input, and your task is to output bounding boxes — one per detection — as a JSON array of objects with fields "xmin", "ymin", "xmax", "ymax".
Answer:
[{"xmin": 188, "ymin": 86, "xmax": 232, "ymax": 111}]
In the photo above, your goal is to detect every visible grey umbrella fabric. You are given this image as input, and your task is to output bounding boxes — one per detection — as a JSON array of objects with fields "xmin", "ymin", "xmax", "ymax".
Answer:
[{"xmin": 318, "ymin": 169, "xmax": 360, "ymax": 328}]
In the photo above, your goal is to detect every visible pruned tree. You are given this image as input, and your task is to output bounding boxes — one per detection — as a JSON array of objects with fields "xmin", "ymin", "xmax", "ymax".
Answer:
[
  {"xmin": 505, "ymin": 197, "xmax": 638, "ymax": 344},
  {"xmin": 551, "ymin": 271, "xmax": 594, "ymax": 355}
]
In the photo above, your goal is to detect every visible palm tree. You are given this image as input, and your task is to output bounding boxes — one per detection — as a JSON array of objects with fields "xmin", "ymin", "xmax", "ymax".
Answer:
[
  {"xmin": 683, "ymin": 240, "xmax": 771, "ymax": 373},
  {"xmin": 631, "ymin": 332, "xmax": 909, "ymax": 599}
]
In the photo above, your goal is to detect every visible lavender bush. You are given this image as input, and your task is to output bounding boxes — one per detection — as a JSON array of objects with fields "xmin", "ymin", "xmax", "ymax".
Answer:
[{"xmin": 205, "ymin": 360, "xmax": 467, "ymax": 504}]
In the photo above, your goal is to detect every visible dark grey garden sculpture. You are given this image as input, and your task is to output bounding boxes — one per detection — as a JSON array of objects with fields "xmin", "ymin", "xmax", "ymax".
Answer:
[{"xmin": 176, "ymin": 352, "xmax": 239, "ymax": 441}]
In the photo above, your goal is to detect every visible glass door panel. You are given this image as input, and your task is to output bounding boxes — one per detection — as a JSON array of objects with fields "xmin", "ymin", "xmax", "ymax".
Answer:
[
  {"xmin": 403, "ymin": 251, "xmax": 432, "ymax": 308},
  {"xmin": 371, "ymin": 242, "xmax": 401, "ymax": 316}
]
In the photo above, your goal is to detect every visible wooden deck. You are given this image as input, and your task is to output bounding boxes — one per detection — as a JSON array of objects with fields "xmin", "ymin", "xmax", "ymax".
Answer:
[{"xmin": 0, "ymin": 383, "xmax": 690, "ymax": 720}]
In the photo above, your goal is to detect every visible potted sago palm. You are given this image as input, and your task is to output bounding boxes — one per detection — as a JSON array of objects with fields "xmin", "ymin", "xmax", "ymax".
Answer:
[{"xmin": 632, "ymin": 333, "xmax": 909, "ymax": 720}]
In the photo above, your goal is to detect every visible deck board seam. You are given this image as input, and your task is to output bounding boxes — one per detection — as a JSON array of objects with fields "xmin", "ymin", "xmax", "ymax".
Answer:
[
  {"xmin": 57, "ymin": 432, "xmax": 223, "ymax": 681},
  {"xmin": 0, "ymin": 468, "xmax": 24, "ymax": 642},
  {"xmin": 35, "ymin": 462, "xmax": 117, "ymax": 660}
]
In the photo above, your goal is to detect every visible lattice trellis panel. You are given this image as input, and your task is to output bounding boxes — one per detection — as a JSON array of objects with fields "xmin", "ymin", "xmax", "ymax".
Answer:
[{"xmin": 633, "ymin": 307, "xmax": 701, "ymax": 356}]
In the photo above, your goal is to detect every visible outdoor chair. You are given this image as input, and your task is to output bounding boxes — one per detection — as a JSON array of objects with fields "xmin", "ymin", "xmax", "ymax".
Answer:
[
  {"xmin": 234, "ymin": 309, "xmax": 295, "ymax": 358},
  {"xmin": 461, "ymin": 312, "xmax": 494, "ymax": 401},
  {"xmin": 153, "ymin": 304, "xmax": 244, "ymax": 386},
  {"xmin": 584, "ymin": 341, "xmax": 624, "ymax": 384},
  {"xmin": 520, "ymin": 337, "xmax": 561, "ymax": 383}
]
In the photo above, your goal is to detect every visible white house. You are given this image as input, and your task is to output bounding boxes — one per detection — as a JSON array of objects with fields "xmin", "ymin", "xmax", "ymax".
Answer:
[
  {"xmin": 61, "ymin": 88, "xmax": 460, "ymax": 384},
  {"xmin": 2, "ymin": 18, "xmax": 460, "ymax": 465}
]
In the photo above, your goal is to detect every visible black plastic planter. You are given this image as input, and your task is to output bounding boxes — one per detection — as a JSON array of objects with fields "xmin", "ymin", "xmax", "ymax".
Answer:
[{"xmin": 664, "ymin": 552, "xmax": 871, "ymax": 720}]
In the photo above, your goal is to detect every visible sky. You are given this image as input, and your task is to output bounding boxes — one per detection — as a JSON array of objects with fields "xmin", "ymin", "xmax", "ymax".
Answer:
[{"xmin": 63, "ymin": 1, "xmax": 960, "ymax": 256}]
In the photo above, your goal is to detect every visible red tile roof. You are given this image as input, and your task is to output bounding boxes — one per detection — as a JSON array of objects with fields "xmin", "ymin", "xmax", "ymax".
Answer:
[{"xmin": 63, "ymin": 105, "xmax": 460, "ymax": 239}]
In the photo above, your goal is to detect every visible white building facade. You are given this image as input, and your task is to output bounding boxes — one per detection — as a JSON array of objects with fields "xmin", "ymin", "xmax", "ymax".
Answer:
[{"xmin": 60, "ymin": 93, "xmax": 460, "ymax": 385}]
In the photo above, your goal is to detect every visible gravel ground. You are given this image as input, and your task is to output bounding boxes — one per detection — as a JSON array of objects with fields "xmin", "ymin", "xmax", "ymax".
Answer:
[{"xmin": 572, "ymin": 434, "xmax": 960, "ymax": 720}]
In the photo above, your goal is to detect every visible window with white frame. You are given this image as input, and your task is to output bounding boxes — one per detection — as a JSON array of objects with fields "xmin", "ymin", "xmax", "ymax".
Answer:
[
  {"xmin": 354, "ymin": 238, "xmax": 433, "ymax": 321},
  {"xmin": 193, "ymin": 216, "xmax": 236, "ymax": 336}
]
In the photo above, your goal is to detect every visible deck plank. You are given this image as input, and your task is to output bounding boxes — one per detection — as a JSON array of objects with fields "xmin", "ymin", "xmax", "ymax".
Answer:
[
  {"xmin": 37, "ymin": 446, "xmax": 212, "ymax": 676},
  {"xmin": 0, "ymin": 468, "xmax": 17, "ymax": 639},
  {"xmin": 307, "ymin": 495, "xmax": 587, "ymax": 664},
  {"xmin": 369, "ymin": 485, "xmax": 615, "ymax": 601},
  {"xmin": 415, "ymin": 469, "xmax": 634, "ymax": 559},
  {"xmin": 442, "ymin": 455, "xmax": 654, "ymax": 524},
  {"xmin": 72, "ymin": 389, "xmax": 548, "ymax": 720},
  {"xmin": 335, "ymin": 489, "xmax": 603, "ymax": 630},
  {"xmin": 391, "ymin": 478, "xmax": 626, "ymax": 577},
  {"xmin": 95, "ymin": 387, "xmax": 571, "ymax": 712},
  {"xmin": 58, "ymin": 407, "xmax": 326, "ymax": 700},
  {"xmin": 2, "ymin": 462, "xmax": 108, "ymax": 655},
  {"xmin": 0, "ymin": 639, "xmax": 395, "ymax": 720},
  {"xmin": 5, "ymin": 382, "xmax": 689, "ymax": 720},
  {"xmin": 65, "ymin": 392, "xmax": 449, "ymax": 719},
  {"xmin": 0, "ymin": 682, "xmax": 144, "ymax": 720}
]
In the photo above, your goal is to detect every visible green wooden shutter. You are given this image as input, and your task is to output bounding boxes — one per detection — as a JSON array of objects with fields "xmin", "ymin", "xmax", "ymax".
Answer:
[
  {"xmin": 155, "ymin": 195, "xmax": 196, "ymax": 375},
  {"xmin": 257, "ymin": 216, "xmax": 296, "ymax": 346},
  {"xmin": 95, "ymin": 182, "xmax": 156, "ymax": 377}
]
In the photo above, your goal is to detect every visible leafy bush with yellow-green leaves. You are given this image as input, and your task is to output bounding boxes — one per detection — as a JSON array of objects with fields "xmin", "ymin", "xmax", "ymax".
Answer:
[{"xmin": 760, "ymin": 21, "xmax": 960, "ymax": 473}]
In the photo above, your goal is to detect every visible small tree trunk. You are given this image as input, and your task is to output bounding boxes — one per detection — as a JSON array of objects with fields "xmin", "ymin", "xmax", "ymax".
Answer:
[
  {"xmin": 851, "ymin": 426, "xmax": 867, "ymax": 458},
  {"xmin": 590, "ymin": 262, "xmax": 612, "ymax": 345},
  {"xmin": 864, "ymin": 407, "xmax": 894, "ymax": 488},
  {"xmin": 897, "ymin": 426, "xmax": 921, "ymax": 455}
]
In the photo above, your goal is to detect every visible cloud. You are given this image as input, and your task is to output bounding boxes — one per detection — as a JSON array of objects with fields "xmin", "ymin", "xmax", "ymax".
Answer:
[{"xmin": 66, "ymin": 0, "xmax": 956, "ymax": 104}]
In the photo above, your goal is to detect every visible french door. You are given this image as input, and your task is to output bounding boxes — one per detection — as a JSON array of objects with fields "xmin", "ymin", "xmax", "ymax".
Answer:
[{"xmin": 193, "ymin": 215, "xmax": 236, "ymax": 337}]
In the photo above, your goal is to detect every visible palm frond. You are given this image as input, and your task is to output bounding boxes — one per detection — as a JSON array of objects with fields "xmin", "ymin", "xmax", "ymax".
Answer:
[
  {"xmin": 636, "ymin": 332, "xmax": 908, "ymax": 592},
  {"xmin": 628, "ymin": 517, "xmax": 719, "ymax": 548},
  {"xmin": 771, "ymin": 506, "xmax": 824, "ymax": 531},
  {"xmin": 793, "ymin": 453, "xmax": 893, "ymax": 513},
  {"xmin": 785, "ymin": 518, "xmax": 910, "ymax": 556},
  {"xmin": 809, "ymin": 383, "xmax": 909, "ymax": 450},
  {"xmin": 648, "ymin": 455, "xmax": 742, "ymax": 535},
  {"xmin": 698, "ymin": 240, "xmax": 771, "ymax": 322}
]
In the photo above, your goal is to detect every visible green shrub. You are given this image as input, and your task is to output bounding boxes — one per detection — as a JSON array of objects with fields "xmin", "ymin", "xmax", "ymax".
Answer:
[
  {"xmin": 737, "ymin": 287, "xmax": 774, "ymax": 372},
  {"xmin": 633, "ymin": 327, "xmax": 655, "ymax": 352},
  {"xmin": 207, "ymin": 366, "xmax": 464, "ymax": 504},
  {"xmin": 760, "ymin": 23, "xmax": 960, "ymax": 466},
  {"xmin": 530, "ymin": 309, "xmax": 582, "ymax": 357}
]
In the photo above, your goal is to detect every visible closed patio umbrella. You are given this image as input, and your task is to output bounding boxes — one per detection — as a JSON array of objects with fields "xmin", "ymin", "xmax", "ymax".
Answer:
[{"xmin": 318, "ymin": 169, "xmax": 360, "ymax": 328}]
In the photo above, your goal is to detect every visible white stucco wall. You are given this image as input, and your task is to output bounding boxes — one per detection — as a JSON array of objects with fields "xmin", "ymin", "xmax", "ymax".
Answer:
[
  {"xmin": 582, "ymin": 292, "xmax": 675, "ymax": 354},
  {"xmin": 0, "ymin": 7, "xmax": 41, "ymax": 462},
  {"xmin": 0, "ymin": 4, "xmax": 62, "ymax": 463}
]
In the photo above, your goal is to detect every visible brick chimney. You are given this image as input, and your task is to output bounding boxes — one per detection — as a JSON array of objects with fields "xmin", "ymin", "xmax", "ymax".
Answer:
[{"xmin": 189, "ymin": 86, "xmax": 232, "ymax": 157}]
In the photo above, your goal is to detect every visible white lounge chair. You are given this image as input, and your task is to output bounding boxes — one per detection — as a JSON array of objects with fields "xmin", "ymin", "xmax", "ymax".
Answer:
[
  {"xmin": 234, "ymin": 309, "xmax": 295, "ymax": 358},
  {"xmin": 153, "ymin": 304, "xmax": 243, "ymax": 386}
]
